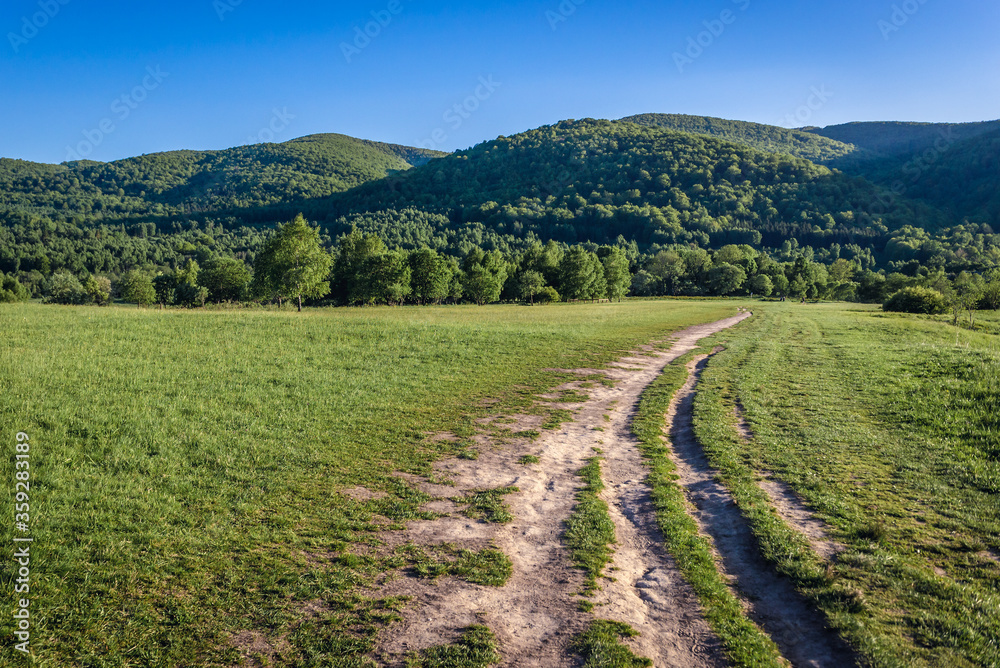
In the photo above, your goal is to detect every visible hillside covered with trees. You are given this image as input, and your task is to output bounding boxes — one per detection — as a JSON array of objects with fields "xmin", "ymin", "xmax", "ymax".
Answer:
[
  {"xmin": 620, "ymin": 114, "xmax": 860, "ymax": 165},
  {"xmin": 0, "ymin": 117, "xmax": 998, "ymax": 310},
  {"xmin": 0, "ymin": 133, "xmax": 445, "ymax": 217}
]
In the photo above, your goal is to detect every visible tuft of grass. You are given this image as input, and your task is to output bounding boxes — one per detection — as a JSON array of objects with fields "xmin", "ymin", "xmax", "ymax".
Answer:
[
  {"xmin": 400, "ymin": 544, "xmax": 513, "ymax": 587},
  {"xmin": 461, "ymin": 487, "xmax": 519, "ymax": 524},
  {"xmin": 570, "ymin": 620, "xmax": 652, "ymax": 667},
  {"xmin": 542, "ymin": 409, "xmax": 575, "ymax": 430},
  {"xmin": 406, "ymin": 625, "xmax": 501, "ymax": 668},
  {"xmin": 564, "ymin": 457, "xmax": 617, "ymax": 595},
  {"xmin": 518, "ymin": 454, "xmax": 541, "ymax": 465},
  {"xmin": 633, "ymin": 350, "xmax": 785, "ymax": 668}
]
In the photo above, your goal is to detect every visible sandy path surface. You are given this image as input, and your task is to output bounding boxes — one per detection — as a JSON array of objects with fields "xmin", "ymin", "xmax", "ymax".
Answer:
[{"xmin": 370, "ymin": 313, "xmax": 751, "ymax": 667}]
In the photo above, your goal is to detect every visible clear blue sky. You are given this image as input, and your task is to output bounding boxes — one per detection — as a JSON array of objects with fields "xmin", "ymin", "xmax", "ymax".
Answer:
[{"xmin": 2, "ymin": 0, "xmax": 997, "ymax": 164}]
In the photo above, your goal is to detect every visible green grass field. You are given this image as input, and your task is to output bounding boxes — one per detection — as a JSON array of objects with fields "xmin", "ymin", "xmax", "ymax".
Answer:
[
  {"xmin": 691, "ymin": 303, "xmax": 1000, "ymax": 667},
  {"xmin": 0, "ymin": 300, "xmax": 735, "ymax": 667}
]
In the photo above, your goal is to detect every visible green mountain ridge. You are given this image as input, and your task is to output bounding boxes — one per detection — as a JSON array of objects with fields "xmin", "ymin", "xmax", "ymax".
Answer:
[
  {"xmin": 806, "ymin": 119, "xmax": 1000, "ymax": 158},
  {"xmin": 619, "ymin": 113, "xmax": 861, "ymax": 165},
  {"xmin": 0, "ymin": 133, "xmax": 447, "ymax": 217},
  {"xmin": 0, "ymin": 117, "xmax": 997, "ymax": 285},
  {"xmin": 309, "ymin": 118, "xmax": 957, "ymax": 261}
]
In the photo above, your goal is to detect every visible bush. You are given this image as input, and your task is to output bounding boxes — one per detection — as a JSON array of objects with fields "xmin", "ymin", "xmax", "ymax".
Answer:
[
  {"xmin": 47, "ymin": 271, "xmax": 87, "ymax": 304},
  {"xmin": 536, "ymin": 286, "xmax": 560, "ymax": 304},
  {"xmin": 0, "ymin": 274, "xmax": 30, "ymax": 303},
  {"xmin": 117, "ymin": 270, "xmax": 157, "ymax": 306},
  {"xmin": 883, "ymin": 286, "xmax": 948, "ymax": 315},
  {"xmin": 84, "ymin": 276, "xmax": 112, "ymax": 305}
]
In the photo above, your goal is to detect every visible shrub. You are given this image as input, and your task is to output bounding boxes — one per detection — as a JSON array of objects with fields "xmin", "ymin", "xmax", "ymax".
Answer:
[
  {"xmin": 47, "ymin": 271, "xmax": 87, "ymax": 304},
  {"xmin": 117, "ymin": 270, "xmax": 157, "ymax": 306},
  {"xmin": 883, "ymin": 286, "xmax": 948, "ymax": 315},
  {"xmin": 536, "ymin": 286, "xmax": 560, "ymax": 304},
  {"xmin": 84, "ymin": 276, "xmax": 112, "ymax": 305},
  {"xmin": 0, "ymin": 274, "xmax": 30, "ymax": 303}
]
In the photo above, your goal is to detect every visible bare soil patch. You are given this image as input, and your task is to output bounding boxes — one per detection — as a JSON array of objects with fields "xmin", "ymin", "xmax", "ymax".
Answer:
[{"xmin": 341, "ymin": 486, "xmax": 389, "ymax": 503}]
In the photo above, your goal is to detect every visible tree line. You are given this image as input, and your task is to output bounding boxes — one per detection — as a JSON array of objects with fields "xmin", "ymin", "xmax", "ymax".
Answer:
[{"xmin": 7, "ymin": 214, "xmax": 995, "ymax": 314}]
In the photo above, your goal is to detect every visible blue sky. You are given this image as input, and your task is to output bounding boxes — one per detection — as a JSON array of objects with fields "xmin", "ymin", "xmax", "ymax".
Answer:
[{"xmin": 2, "ymin": 0, "xmax": 997, "ymax": 163}]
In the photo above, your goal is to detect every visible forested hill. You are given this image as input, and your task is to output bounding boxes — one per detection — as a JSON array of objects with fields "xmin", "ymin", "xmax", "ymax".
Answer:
[
  {"xmin": 0, "ymin": 133, "xmax": 446, "ymax": 217},
  {"xmin": 615, "ymin": 114, "xmax": 1000, "ymax": 228},
  {"xmin": 1, "ymin": 117, "xmax": 997, "ymax": 285},
  {"xmin": 806, "ymin": 120, "xmax": 1000, "ymax": 160},
  {"xmin": 315, "ymin": 118, "xmax": 946, "ymax": 256},
  {"xmin": 620, "ymin": 113, "xmax": 860, "ymax": 165}
]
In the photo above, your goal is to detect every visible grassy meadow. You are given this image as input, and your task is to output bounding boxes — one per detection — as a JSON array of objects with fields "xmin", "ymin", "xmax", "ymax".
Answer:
[
  {"xmin": 691, "ymin": 302, "xmax": 1000, "ymax": 667},
  {"xmin": 0, "ymin": 300, "xmax": 735, "ymax": 667}
]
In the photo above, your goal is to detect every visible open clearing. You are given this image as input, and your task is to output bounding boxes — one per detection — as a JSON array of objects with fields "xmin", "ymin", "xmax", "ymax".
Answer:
[{"xmin": 2, "ymin": 300, "xmax": 998, "ymax": 667}]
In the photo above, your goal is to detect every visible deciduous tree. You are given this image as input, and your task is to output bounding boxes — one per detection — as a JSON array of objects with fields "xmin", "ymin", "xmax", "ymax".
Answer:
[{"xmin": 253, "ymin": 214, "xmax": 332, "ymax": 311}]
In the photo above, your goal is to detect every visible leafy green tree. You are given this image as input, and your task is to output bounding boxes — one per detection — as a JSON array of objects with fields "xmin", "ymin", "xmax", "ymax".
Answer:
[
  {"xmin": 981, "ymin": 271, "xmax": 1000, "ymax": 310},
  {"xmin": 153, "ymin": 273, "xmax": 176, "ymax": 306},
  {"xmin": 647, "ymin": 251, "xmax": 686, "ymax": 295},
  {"xmin": 789, "ymin": 275, "xmax": 809, "ymax": 300},
  {"xmin": 201, "ymin": 257, "xmax": 251, "ymax": 302},
  {"xmin": 630, "ymin": 270, "xmax": 657, "ymax": 297},
  {"xmin": 600, "ymin": 247, "xmax": 631, "ymax": 301},
  {"xmin": 331, "ymin": 227, "xmax": 388, "ymax": 305},
  {"xmin": 47, "ymin": 271, "xmax": 86, "ymax": 304},
  {"xmin": 537, "ymin": 286, "xmax": 560, "ymax": 303},
  {"xmin": 559, "ymin": 247, "xmax": 606, "ymax": 301},
  {"xmin": 707, "ymin": 263, "xmax": 747, "ymax": 296},
  {"xmin": 947, "ymin": 272, "xmax": 984, "ymax": 327},
  {"xmin": 517, "ymin": 270, "xmax": 546, "ymax": 304},
  {"xmin": 408, "ymin": 248, "xmax": 452, "ymax": 304},
  {"xmin": 749, "ymin": 274, "xmax": 773, "ymax": 297},
  {"xmin": 253, "ymin": 214, "xmax": 332, "ymax": 311},
  {"xmin": 359, "ymin": 251, "xmax": 412, "ymax": 305},
  {"xmin": 461, "ymin": 249, "xmax": 508, "ymax": 305},
  {"xmin": 84, "ymin": 276, "xmax": 112, "ymax": 306},
  {"xmin": 883, "ymin": 287, "xmax": 948, "ymax": 314},
  {"xmin": 0, "ymin": 274, "xmax": 30, "ymax": 303},
  {"xmin": 170, "ymin": 259, "xmax": 210, "ymax": 307},
  {"xmin": 117, "ymin": 270, "xmax": 157, "ymax": 306}
]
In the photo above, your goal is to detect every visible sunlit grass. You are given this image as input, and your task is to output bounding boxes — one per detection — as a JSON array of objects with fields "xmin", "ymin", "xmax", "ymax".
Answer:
[
  {"xmin": 0, "ymin": 299, "xmax": 733, "ymax": 666},
  {"xmin": 694, "ymin": 302, "xmax": 1000, "ymax": 667}
]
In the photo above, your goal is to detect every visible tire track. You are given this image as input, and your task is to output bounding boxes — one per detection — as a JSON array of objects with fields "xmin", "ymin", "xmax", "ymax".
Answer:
[{"xmin": 666, "ymin": 354, "xmax": 859, "ymax": 668}]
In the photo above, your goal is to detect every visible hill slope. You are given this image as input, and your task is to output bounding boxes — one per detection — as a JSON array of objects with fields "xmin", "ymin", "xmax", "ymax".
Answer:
[
  {"xmin": 0, "ymin": 134, "xmax": 446, "ymax": 217},
  {"xmin": 620, "ymin": 113, "xmax": 859, "ymax": 165},
  {"xmin": 313, "ymin": 118, "xmax": 944, "ymax": 255},
  {"xmin": 806, "ymin": 120, "xmax": 1000, "ymax": 159}
]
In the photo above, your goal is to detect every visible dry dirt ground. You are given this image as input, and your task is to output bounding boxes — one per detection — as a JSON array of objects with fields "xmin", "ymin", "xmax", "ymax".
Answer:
[{"xmin": 358, "ymin": 312, "xmax": 855, "ymax": 667}]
